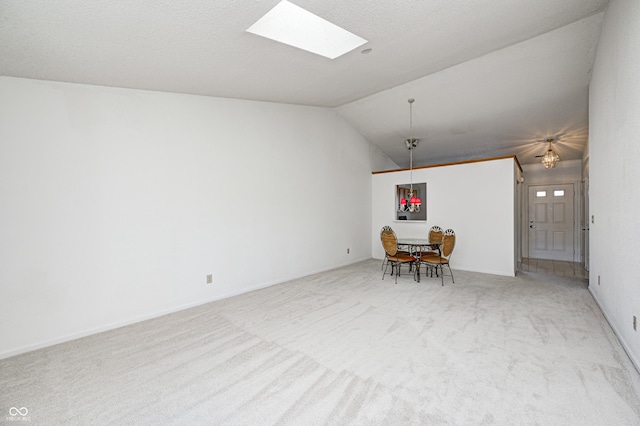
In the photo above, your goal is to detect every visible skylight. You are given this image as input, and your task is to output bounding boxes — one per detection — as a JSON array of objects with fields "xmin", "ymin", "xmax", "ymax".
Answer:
[{"xmin": 246, "ymin": 0, "xmax": 367, "ymax": 59}]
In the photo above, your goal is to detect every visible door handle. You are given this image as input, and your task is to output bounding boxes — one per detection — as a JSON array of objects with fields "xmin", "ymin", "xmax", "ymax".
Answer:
[{"xmin": 530, "ymin": 225, "xmax": 536, "ymax": 229}]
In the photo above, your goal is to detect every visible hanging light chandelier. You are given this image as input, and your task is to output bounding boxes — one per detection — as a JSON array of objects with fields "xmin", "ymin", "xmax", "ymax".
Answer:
[
  {"xmin": 399, "ymin": 98, "xmax": 421, "ymax": 213},
  {"xmin": 541, "ymin": 138, "xmax": 560, "ymax": 169}
]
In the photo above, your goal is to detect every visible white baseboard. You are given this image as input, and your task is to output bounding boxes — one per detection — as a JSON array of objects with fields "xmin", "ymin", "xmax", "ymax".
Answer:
[
  {"xmin": 589, "ymin": 287, "xmax": 640, "ymax": 374},
  {"xmin": 0, "ymin": 257, "xmax": 370, "ymax": 360}
]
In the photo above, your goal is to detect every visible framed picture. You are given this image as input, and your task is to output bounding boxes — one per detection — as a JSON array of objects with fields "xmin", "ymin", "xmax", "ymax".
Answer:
[{"xmin": 396, "ymin": 182, "xmax": 427, "ymax": 221}]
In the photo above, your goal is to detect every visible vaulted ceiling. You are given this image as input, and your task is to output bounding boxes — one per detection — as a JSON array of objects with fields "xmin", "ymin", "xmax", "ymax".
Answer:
[{"xmin": 0, "ymin": 0, "xmax": 608, "ymax": 167}]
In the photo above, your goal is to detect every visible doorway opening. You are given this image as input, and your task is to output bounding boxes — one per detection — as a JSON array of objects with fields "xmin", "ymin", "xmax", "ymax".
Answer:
[{"xmin": 518, "ymin": 257, "xmax": 587, "ymax": 281}]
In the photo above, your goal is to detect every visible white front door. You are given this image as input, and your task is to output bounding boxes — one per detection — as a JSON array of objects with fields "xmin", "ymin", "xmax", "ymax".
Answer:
[{"xmin": 528, "ymin": 184, "xmax": 574, "ymax": 261}]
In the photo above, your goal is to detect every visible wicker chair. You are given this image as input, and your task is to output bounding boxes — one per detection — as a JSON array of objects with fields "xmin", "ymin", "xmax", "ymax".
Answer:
[
  {"xmin": 380, "ymin": 226, "xmax": 411, "ymax": 270},
  {"xmin": 381, "ymin": 227, "xmax": 417, "ymax": 284},
  {"xmin": 421, "ymin": 225, "xmax": 444, "ymax": 275},
  {"xmin": 420, "ymin": 228, "xmax": 456, "ymax": 286},
  {"xmin": 414, "ymin": 225, "xmax": 443, "ymax": 258}
]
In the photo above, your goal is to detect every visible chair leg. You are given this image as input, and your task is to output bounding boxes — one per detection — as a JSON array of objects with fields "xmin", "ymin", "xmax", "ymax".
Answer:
[
  {"xmin": 382, "ymin": 261, "xmax": 390, "ymax": 280},
  {"xmin": 414, "ymin": 261, "xmax": 420, "ymax": 282},
  {"xmin": 447, "ymin": 264, "xmax": 455, "ymax": 283},
  {"xmin": 394, "ymin": 262, "xmax": 398, "ymax": 284},
  {"xmin": 440, "ymin": 265, "xmax": 444, "ymax": 286}
]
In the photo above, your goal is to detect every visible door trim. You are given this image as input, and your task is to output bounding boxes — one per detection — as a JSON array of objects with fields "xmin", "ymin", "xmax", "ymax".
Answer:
[{"xmin": 522, "ymin": 181, "xmax": 580, "ymax": 263}]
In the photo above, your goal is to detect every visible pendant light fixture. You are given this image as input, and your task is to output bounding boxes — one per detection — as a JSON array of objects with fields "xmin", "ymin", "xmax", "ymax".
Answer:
[
  {"xmin": 541, "ymin": 138, "xmax": 560, "ymax": 169},
  {"xmin": 399, "ymin": 98, "xmax": 421, "ymax": 213}
]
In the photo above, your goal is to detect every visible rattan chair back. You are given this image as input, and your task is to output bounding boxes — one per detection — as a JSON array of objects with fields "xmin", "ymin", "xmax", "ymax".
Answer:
[
  {"xmin": 380, "ymin": 228, "xmax": 399, "ymax": 257},
  {"xmin": 429, "ymin": 226, "xmax": 444, "ymax": 244},
  {"xmin": 441, "ymin": 229, "xmax": 456, "ymax": 258}
]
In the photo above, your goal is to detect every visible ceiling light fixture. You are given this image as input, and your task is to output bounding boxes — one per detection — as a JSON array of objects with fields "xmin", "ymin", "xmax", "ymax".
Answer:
[
  {"xmin": 399, "ymin": 98, "xmax": 421, "ymax": 213},
  {"xmin": 246, "ymin": 0, "xmax": 367, "ymax": 59},
  {"xmin": 541, "ymin": 138, "xmax": 560, "ymax": 169}
]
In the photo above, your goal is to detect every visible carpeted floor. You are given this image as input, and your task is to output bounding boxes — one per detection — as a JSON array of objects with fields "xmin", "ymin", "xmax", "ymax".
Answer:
[{"xmin": 1, "ymin": 259, "xmax": 639, "ymax": 425}]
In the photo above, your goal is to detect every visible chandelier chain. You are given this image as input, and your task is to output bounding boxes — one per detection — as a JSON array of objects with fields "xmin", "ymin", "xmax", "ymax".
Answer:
[{"xmin": 409, "ymin": 98, "xmax": 414, "ymax": 194}]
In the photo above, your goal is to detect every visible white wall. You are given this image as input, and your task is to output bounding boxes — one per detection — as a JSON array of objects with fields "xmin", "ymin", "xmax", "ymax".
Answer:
[
  {"xmin": 589, "ymin": 0, "xmax": 640, "ymax": 370},
  {"xmin": 0, "ymin": 77, "xmax": 384, "ymax": 358},
  {"xmin": 372, "ymin": 158, "xmax": 517, "ymax": 276},
  {"xmin": 522, "ymin": 159, "xmax": 582, "ymax": 186},
  {"xmin": 370, "ymin": 144, "xmax": 400, "ymax": 172}
]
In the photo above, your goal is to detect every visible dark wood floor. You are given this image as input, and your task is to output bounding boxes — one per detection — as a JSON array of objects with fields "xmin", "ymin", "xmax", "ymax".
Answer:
[{"xmin": 518, "ymin": 257, "xmax": 588, "ymax": 280}]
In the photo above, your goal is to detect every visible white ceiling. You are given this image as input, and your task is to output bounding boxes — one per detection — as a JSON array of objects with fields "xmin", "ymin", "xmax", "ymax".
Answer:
[{"xmin": 0, "ymin": 0, "xmax": 608, "ymax": 167}]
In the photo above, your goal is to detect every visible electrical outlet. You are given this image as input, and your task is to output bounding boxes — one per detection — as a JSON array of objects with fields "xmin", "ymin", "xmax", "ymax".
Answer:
[
  {"xmin": 347, "ymin": 248, "xmax": 350, "ymax": 254},
  {"xmin": 634, "ymin": 316, "xmax": 637, "ymax": 331},
  {"xmin": 591, "ymin": 215, "xmax": 595, "ymax": 224},
  {"xmin": 206, "ymin": 274, "xmax": 213, "ymax": 284},
  {"xmin": 598, "ymin": 275, "xmax": 600, "ymax": 285}
]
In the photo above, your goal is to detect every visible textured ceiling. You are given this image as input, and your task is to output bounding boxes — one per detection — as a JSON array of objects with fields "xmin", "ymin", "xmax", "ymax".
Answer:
[{"xmin": 0, "ymin": 0, "xmax": 609, "ymax": 167}]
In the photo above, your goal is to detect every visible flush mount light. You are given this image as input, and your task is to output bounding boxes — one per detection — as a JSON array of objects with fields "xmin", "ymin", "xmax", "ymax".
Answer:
[{"xmin": 246, "ymin": 0, "xmax": 367, "ymax": 59}]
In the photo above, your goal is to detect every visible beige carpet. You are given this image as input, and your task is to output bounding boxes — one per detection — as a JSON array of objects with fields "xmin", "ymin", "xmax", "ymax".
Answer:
[{"xmin": 2, "ymin": 259, "xmax": 639, "ymax": 425}]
